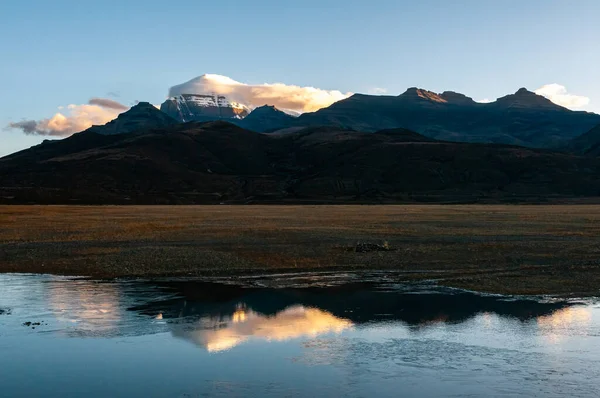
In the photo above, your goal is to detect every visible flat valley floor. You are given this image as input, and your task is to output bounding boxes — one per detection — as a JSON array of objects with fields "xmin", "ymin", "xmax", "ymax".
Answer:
[{"xmin": 2, "ymin": 205, "xmax": 600, "ymax": 296}]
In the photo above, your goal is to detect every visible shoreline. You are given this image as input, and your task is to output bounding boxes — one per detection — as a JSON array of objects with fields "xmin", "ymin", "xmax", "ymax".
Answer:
[
  {"xmin": 2, "ymin": 267, "xmax": 596, "ymax": 298},
  {"xmin": 2, "ymin": 269, "xmax": 597, "ymax": 299},
  {"xmin": 2, "ymin": 205, "xmax": 600, "ymax": 297}
]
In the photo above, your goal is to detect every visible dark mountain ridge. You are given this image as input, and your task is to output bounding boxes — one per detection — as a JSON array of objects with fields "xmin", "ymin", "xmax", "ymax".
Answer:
[
  {"xmin": 85, "ymin": 102, "xmax": 177, "ymax": 135},
  {"xmin": 286, "ymin": 88, "xmax": 600, "ymax": 148},
  {"xmin": 3, "ymin": 120, "xmax": 600, "ymax": 205}
]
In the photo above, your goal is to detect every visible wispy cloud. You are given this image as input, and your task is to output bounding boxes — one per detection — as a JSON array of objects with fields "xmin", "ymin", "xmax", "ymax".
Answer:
[
  {"xmin": 8, "ymin": 120, "xmax": 39, "ymax": 135},
  {"xmin": 88, "ymin": 97, "xmax": 129, "ymax": 111},
  {"xmin": 6, "ymin": 98, "xmax": 128, "ymax": 136},
  {"xmin": 367, "ymin": 87, "xmax": 388, "ymax": 95},
  {"xmin": 169, "ymin": 74, "xmax": 352, "ymax": 113},
  {"xmin": 535, "ymin": 84, "xmax": 590, "ymax": 109}
]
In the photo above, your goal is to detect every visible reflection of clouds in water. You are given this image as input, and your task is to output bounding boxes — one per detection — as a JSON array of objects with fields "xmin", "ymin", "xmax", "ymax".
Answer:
[
  {"xmin": 481, "ymin": 312, "xmax": 494, "ymax": 328},
  {"xmin": 537, "ymin": 307, "xmax": 592, "ymax": 328},
  {"xmin": 46, "ymin": 281, "xmax": 122, "ymax": 334},
  {"xmin": 536, "ymin": 306, "xmax": 592, "ymax": 344},
  {"xmin": 173, "ymin": 305, "xmax": 353, "ymax": 352}
]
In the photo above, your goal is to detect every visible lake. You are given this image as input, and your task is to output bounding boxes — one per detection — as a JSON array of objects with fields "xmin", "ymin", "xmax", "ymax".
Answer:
[{"xmin": 1, "ymin": 273, "xmax": 599, "ymax": 397}]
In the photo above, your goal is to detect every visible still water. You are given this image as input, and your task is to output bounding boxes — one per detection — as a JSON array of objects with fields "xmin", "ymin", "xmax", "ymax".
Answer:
[{"xmin": 1, "ymin": 273, "xmax": 599, "ymax": 397}]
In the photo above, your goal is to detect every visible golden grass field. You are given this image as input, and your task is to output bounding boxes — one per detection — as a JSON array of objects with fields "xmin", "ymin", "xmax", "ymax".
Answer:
[{"xmin": 1, "ymin": 205, "xmax": 600, "ymax": 295}]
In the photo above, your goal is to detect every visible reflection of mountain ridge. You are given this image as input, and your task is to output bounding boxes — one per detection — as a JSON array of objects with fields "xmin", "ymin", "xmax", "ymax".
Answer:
[
  {"xmin": 36, "ymin": 278, "xmax": 577, "ymax": 347},
  {"xmin": 129, "ymin": 281, "xmax": 570, "ymax": 327}
]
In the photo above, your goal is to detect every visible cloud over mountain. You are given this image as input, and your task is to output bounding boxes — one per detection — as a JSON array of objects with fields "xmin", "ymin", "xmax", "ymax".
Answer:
[
  {"xmin": 535, "ymin": 84, "xmax": 590, "ymax": 109},
  {"xmin": 88, "ymin": 98, "xmax": 129, "ymax": 111},
  {"xmin": 168, "ymin": 74, "xmax": 352, "ymax": 113},
  {"xmin": 7, "ymin": 99, "xmax": 128, "ymax": 136}
]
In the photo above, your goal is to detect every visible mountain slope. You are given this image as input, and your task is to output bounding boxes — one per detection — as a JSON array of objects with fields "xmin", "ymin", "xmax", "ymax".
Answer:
[
  {"xmin": 568, "ymin": 124, "xmax": 600, "ymax": 155},
  {"xmin": 2, "ymin": 122, "xmax": 600, "ymax": 204},
  {"xmin": 237, "ymin": 105, "xmax": 297, "ymax": 132},
  {"xmin": 287, "ymin": 88, "xmax": 600, "ymax": 148},
  {"xmin": 85, "ymin": 102, "xmax": 177, "ymax": 135}
]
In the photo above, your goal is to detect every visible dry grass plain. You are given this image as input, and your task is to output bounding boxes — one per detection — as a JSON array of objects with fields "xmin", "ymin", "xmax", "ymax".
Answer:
[{"xmin": 1, "ymin": 205, "xmax": 600, "ymax": 295}]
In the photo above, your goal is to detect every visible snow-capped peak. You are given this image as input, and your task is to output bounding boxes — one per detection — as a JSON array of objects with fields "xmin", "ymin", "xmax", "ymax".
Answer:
[{"xmin": 160, "ymin": 93, "xmax": 250, "ymax": 122}]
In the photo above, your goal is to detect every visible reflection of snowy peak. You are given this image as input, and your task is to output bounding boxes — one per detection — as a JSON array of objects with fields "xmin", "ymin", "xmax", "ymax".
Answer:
[{"xmin": 160, "ymin": 94, "xmax": 250, "ymax": 123}]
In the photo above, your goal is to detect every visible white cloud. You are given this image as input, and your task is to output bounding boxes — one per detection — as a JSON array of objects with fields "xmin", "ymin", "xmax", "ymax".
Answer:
[
  {"xmin": 476, "ymin": 98, "xmax": 492, "ymax": 103},
  {"xmin": 168, "ymin": 74, "xmax": 352, "ymax": 113},
  {"xmin": 7, "ymin": 99, "xmax": 127, "ymax": 136},
  {"xmin": 534, "ymin": 84, "xmax": 590, "ymax": 109},
  {"xmin": 368, "ymin": 87, "xmax": 388, "ymax": 95}
]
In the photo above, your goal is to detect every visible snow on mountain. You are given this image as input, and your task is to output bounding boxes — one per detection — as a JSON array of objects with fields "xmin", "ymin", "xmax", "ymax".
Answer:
[{"xmin": 160, "ymin": 94, "xmax": 250, "ymax": 123}]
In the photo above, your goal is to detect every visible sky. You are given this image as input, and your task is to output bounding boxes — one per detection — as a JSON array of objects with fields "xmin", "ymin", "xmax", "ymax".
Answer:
[{"xmin": 1, "ymin": 0, "xmax": 599, "ymax": 156}]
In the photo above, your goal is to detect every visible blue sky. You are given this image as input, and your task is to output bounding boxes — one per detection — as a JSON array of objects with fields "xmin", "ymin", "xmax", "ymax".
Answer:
[{"xmin": 1, "ymin": 0, "xmax": 599, "ymax": 155}]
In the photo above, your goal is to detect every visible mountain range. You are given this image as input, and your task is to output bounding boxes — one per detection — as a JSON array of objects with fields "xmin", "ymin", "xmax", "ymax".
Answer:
[
  {"xmin": 155, "ymin": 87, "xmax": 600, "ymax": 148},
  {"xmin": 290, "ymin": 88, "xmax": 600, "ymax": 148},
  {"xmin": 2, "ymin": 102, "xmax": 600, "ymax": 204}
]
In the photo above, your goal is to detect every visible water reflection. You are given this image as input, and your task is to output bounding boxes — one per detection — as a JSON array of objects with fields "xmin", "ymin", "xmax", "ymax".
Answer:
[
  {"xmin": 122, "ymin": 280, "xmax": 585, "ymax": 351},
  {"xmin": 34, "ymin": 278, "xmax": 167, "ymax": 338},
  {"xmin": 172, "ymin": 305, "xmax": 353, "ymax": 352},
  {"xmin": 131, "ymin": 281, "xmax": 571, "ymax": 325},
  {"xmin": 46, "ymin": 280, "xmax": 122, "ymax": 335},
  {"xmin": 15, "ymin": 276, "xmax": 588, "ymax": 348},
  {"xmin": 538, "ymin": 306, "xmax": 592, "ymax": 328},
  {"xmin": 537, "ymin": 306, "xmax": 593, "ymax": 343},
  {"xmin": 2, "ymin": 274, "xmax": 599, "ymax": 398}
]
